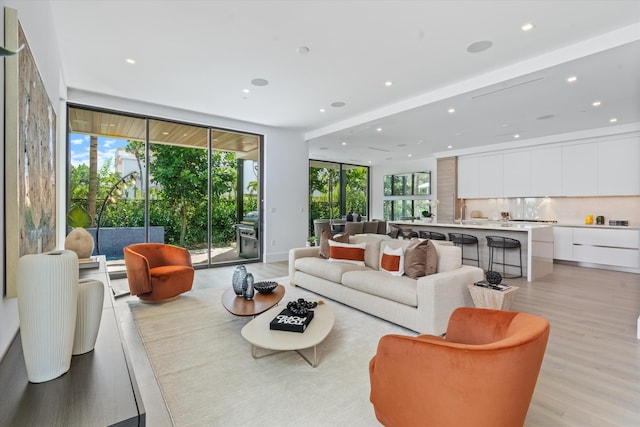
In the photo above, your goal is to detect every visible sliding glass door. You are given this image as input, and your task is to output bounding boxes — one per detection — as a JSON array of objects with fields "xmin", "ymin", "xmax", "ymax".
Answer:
[
  {"xmin": 309, "ymin": 160, "xmax": 369, "ymax": 237},
  {"xmin": 67, "ymin": 105, "xmax": 262, "ymax": 275}
]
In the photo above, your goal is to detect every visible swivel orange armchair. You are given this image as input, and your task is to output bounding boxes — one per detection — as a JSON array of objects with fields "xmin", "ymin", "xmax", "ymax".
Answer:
[
  {"xmin": 124, "ymin": 243, "xmax": 194, "ymax": 302},
  {"xmin": 369, "ymin": 307, "xmax": 550, "ymax": 427}
]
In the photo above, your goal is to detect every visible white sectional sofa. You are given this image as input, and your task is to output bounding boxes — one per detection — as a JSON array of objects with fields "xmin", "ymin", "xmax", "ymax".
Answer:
[{"xmin": 289, "ymin": 234, "xmax": 484, "ymax": 335}]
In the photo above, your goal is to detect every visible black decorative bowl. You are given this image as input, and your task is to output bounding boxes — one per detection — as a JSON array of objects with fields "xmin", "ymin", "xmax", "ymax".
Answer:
[{"xmin": 253, "ymin": 281, "xmax": 278, "ymax": 294}]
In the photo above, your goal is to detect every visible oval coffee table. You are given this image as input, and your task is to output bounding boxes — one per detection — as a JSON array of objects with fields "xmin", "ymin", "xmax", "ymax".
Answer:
[
  {"xmin": 241, "ymin": 302, "xmax": 335, "ymax": 367},
  {"xmin": 221, "ymin": 285, "xmax": 285, "ymax": 317}
]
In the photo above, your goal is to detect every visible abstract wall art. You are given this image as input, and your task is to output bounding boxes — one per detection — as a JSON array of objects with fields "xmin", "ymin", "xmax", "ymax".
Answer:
[{"xmin": 4, "ymin": 7, "xmax": 57, "ymax": 297}]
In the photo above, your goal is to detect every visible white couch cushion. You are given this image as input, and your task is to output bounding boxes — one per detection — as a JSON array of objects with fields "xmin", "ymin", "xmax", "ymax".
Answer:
[
  {"xmin": 295, "ymin": 257, "xmax": 369, "ymax": 283},
  {"xmin": 342, "ymin": 270, "xmax": 418, "ymax": 307},
  {"xmin": 435, "ymin": 244, "xmax": 462, "ymax": 272}
]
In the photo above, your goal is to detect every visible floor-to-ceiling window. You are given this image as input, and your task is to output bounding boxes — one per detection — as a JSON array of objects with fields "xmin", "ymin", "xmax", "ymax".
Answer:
[
  {"xmin": 308, "ymin": 160, "xmax": 369, "ymax": 237},
  {"xmin": 67, "ymin": 105, "xmax": 262, "ymax": 276}
]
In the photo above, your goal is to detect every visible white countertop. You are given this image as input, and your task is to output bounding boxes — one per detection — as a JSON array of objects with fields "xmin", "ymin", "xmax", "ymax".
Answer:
[
  {"xmin": 553, "ymin": 223, "xmax": 640, "ymax": 230},
  {"xmin": 389, "ymin": 220, "xmax": 552, "ymax": 231}
]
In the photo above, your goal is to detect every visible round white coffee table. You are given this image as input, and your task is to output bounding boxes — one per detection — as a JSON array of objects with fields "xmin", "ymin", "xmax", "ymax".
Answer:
[{"xmin": 241, "ymin": 302, "xmax": 335, "ymax": 367}]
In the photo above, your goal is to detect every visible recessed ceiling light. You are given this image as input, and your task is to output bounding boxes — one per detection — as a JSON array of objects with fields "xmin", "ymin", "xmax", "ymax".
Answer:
[
  {"xmin": 162, "ymin": 132, "xmax": 169, "ymax": 135},
  {"xmin": 448, "ymin": 108, "xmax": 455, "ymax": 114},
  {"xmin": 592, "ymin": 101, "xmax": 601, "ymax": 107},
  {"xmin": 242, "ymin": 89, "xmax": 250, "ymax": 93},
  {"xmin": 376, "ymin": 127, "xmax": 382, "ymax": 132},
  {"xmin": 341, "ymin": 142, "xmax": 347, "ymax": 146},
  {"xmin": 448, "ymin": 145, "xmax": 453, "ymax": 149},
  {"xmin": 368, "ymin": 160, "xmax": 372, "ymax": 164},
  {"xmin": 466, "ymin": 40, "xmax": 493, "ymax": 53},
  {"xmin": 319, "ymin": 108, "xmax": 326, "ymax": 113},
  {"xmin": 610, "ymin": 118, "xmax": 618, "ymax": 123},
  {"xmin": 296, "ymin": 46, "xmax": 310, "ymax": 55},
  {"xmin": 521, "ymin": 23, "xmax": 535, "ymax": 32},
  {"xmin": 408, "ymin": 154, "xmax": 413, "ymax": 157},
  {"xmin": 125, "ymin": 58, "xmax": 136, "ymax": 64},
  {"xmin": 331, "ymin": 101, "xmax": 346, "ymax": 108},
  {"xmin": 251, "ymin": 78, "xmax": 269, "ymax": 86},
  {"xmin": 109, "ymin": 123, "xmax": 115, "ymax": 127},
  {"xmin": 567, "ymin": 76, "xmax": 577, "ymax": 83},
  {"xmin": 514, "ymin": 134, "xmax": 520, "ymax": 138},
  {"xmin": 385, "ymin": 81, "xmax": 393, "ymax": 86}
]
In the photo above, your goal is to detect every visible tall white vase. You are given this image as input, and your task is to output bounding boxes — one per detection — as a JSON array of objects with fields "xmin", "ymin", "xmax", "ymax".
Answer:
[
  {"xmin": 16, "ymin": 250, "xmax": 79, "ymax": 383},
  {"xmin": 73, "ymin": 279, "xmax": 104, "ymax": 355}
]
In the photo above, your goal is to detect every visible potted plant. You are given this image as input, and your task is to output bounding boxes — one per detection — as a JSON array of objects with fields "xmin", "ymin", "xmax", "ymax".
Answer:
[{"xmin": 421, "ymin": 210, "xmax": 434, "ymax": 223}]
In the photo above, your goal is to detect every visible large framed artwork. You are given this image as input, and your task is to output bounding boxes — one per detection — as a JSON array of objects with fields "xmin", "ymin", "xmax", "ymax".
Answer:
[{"xmin": 4, "ymin": 7, "xmax": 57, "ymax": 297}]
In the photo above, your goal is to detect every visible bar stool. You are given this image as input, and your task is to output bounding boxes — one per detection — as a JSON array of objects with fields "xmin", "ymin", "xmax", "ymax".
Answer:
[
  {"xmin": 448, "ymin": 233, "xmax": 480, "ymax": 267},
  {"xmin": 419, "ymin": 231, "xmax": 447, "ymax": 241},
  {"xmin": 486, "ymin": 236, "xmax": 523, "ymax": 278}
]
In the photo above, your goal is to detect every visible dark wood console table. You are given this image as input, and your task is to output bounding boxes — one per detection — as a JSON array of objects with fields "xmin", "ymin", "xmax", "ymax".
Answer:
[{"xmin": 0, "ymin": 256, "xmax": 145, "ymax": 426}]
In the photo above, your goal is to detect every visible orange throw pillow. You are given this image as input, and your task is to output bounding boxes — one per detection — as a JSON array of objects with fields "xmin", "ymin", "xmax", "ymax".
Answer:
[
  {"xmin": 380, "ymin": 246, "xmax": 405, "ymax": 276},
  {"xmin": 327, "ymin": 240, "xmax": 366, "ymax": 266},
  {"xmin": 318, "ymin": 230, "xmax": 350, "ymax": 259}
]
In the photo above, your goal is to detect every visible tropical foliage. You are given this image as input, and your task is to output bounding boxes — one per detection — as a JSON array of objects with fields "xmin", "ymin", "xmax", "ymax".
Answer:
[{"xmin": 69, "ymin": 140, "xmax": 257, "ymax": 249}]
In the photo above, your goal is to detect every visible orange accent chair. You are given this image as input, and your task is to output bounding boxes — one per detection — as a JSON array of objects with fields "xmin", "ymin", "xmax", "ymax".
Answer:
[
  {"xmin": 124, "ymin": 243, "xmax": 194, "ymax": 302},
  {"xmin": 369, "ymin": 307, "xmax": 550, "ymax": 427}
]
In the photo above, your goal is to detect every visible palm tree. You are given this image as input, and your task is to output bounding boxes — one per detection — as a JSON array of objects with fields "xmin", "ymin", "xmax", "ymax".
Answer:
[{"xmin": 87, "ymin": 135, "xmax": 98, "ymax": 226}]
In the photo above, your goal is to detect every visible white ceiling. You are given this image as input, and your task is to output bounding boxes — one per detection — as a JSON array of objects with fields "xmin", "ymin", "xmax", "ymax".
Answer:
[{"xmin": 50, "ymin": 0, "xmax": 640, "ymax": 165}]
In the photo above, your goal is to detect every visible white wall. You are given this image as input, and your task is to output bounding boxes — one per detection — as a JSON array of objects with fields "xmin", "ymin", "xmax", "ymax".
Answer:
[
  {"xmin": 1, "ymin": 0, "xmax": 63, "ymax": 359},
  {"xmin": 369, "ymin": 157, "xmax": 437, "ymax": 220}
]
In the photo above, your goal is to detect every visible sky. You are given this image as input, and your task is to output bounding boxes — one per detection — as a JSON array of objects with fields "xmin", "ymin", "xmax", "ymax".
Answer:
[{"xmin": 69, "ymin": 133, "xmax": 129, "ymax": 170}]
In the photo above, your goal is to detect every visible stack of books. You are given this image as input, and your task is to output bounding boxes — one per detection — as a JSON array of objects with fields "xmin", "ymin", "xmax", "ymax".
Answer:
[
  {"xmin": 473, "ymin": 280, "xmax": 511, "ymax": 291},
  {"xmin": 269, "ymin": 309, "xmax": 314, "ymax": 333},
  {"xmin": 78, "ymin": 256, "xmax": 100, "ymax": 270}
]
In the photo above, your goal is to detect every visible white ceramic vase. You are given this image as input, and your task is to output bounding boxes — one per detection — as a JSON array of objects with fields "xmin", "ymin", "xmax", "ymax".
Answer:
[
  {"xmin": 16, "ymin": 250, "xmax": 78, "ymax": 383},
  {"xmin": 73, "ymin": 279, "xmax": 104, "ymax": 355}
]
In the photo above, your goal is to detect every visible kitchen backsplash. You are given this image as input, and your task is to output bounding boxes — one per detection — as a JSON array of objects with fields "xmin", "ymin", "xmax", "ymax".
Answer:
[{"xmin": 462, "ymin": 196, "xmax": 640, "ymax": 226}]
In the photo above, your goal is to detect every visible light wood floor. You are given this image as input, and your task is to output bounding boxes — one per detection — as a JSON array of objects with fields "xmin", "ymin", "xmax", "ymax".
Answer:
[{"xmin": 112, "ymin": 262, "xmax": 640, "ymax": 426}]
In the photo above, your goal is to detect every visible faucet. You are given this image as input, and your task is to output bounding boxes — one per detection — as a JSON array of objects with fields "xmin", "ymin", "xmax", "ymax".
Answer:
[{"xmin": 459, "ymin": 204, "xmax": 467, "ymax": 224}]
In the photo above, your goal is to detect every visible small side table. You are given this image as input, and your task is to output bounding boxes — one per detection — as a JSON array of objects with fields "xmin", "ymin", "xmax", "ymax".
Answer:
[{"xmin": 467, "ymin": 284, "xmax": 520, "ymax": 310}]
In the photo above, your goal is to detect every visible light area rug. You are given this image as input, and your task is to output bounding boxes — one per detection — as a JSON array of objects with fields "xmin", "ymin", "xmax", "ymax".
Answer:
[{"xmin": 129, "ymin": 279, "xmax": 415, "ymax": 427}]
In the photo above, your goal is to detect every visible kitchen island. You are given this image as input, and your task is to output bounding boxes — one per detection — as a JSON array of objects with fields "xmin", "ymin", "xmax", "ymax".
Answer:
[{"xmin": 389, "ymin": 220, "xmax": 554, "ymax": 281}]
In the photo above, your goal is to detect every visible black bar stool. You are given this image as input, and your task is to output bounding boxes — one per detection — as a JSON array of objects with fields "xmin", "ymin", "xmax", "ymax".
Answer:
[
  {"xmin": 486, "ymin": 236, "xmax": 523, "ymax": 278},
  {"xmin": 448, "ymin": 233, "xmax": 480, "ymax": 267},
  {"xmin": 419, "ymin": 231, "xmax": 447, "ymax": 241}
]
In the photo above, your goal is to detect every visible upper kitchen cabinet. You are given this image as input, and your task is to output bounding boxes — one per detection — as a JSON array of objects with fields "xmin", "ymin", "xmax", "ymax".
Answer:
[
  {"xmin": 530, "ymin": 146, "xmax": 562, "ymax": 196},
  {"xmin": 561, "ymin": 142, "xmax": 598, "ymax": 196},
  {"xmin": 477, "ymin": 154, "xmax": 503, "ymax": 198},
  {"xmin": 597, "ymin": 137, "xmax": 640, "ymax": 195},
  {"xmin": 458, "ymin": 154, "xmax": 503, "ymax": 198},
  {"xmin": 503, "ymin": 151, "xmax": 531, "ymax": 197},
  {"xmin": 458, "ymin": 156, "xmax": 479, "ymax": 199}
]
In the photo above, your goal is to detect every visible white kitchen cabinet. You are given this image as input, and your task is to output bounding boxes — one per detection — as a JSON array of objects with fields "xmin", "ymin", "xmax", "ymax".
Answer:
[
  {"xmin": 530, "ymin": 146, "xmax": 562, "ymax": 196},
  {"xmin": 503, "ymin": 151, "xmax": 530, "ymax": 197},
  {"xmin": 457, "ymin": 156, "xmax": 479, "ymax": 199},
  {"xmin": 553, "ymin": 227, "xmax": 574, "ymax": 261},
  {"xmin": 562, "ymin": 143, "xmax": 598, "ymax": 196},
  {"xmin": 560, "ymin": 227, "xmax": 640, "ymax": 268},
  {"xmin": 477, "ymin": 154, "xmax": 503, "ymax": 198},
  {"xmin": 597, "ymin": 137, "xmax": 640, "ymax": 195}
]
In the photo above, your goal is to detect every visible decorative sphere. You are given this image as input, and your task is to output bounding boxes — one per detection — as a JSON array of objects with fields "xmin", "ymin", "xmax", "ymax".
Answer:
[
  {"xmin": 64, "ymin": 228, "xmax": 94, "ymax": 259},
  {"xmin": 485, "ymin": 271, "xmax": 502, "ymax": 285}
]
